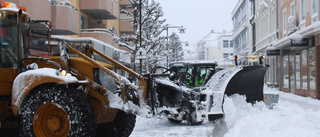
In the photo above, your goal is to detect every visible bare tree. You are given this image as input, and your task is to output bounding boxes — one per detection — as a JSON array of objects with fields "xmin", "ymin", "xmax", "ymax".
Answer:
[{"xmin": 107, "ymin": 0, "xmax": 166, "ymax": 72}]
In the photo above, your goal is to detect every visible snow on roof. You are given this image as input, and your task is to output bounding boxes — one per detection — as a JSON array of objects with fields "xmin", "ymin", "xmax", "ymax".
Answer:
[
  {"xmin": 273, "ymin": 21, "xmax": 320, "ymax": 48},
  {"xmin": 51, "ymin": 35, "xmax": 129, "ymax": 54}
]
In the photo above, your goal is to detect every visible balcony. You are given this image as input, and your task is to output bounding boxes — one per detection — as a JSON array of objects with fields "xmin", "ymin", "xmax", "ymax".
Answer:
[
  {"xmin": 80, "ymin": 29, "xmax": 118, "ymax": 48},
  {"xmin": 119, "ymin": 0, "xmax": 131, "ymax": 9},
  {"xmin": 51, "ymin": 0, "xmax": 80, "ymax": 35},
  {"xmin": 119, "ymin": 0, "xmax": 131, "ymax": 5},
  {"xmin": 120, "ymin": 20, "xmax": 134, "ymax": 34},
  {"xmin": 80, "ymin": 0, "xmax": 119, "ymax": 19}
]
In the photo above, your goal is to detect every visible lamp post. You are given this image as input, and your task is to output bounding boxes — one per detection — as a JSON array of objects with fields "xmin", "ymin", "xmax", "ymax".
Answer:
[{"xmin": 165, "ymin": 25, "xmax": 186, "ymax": 69}]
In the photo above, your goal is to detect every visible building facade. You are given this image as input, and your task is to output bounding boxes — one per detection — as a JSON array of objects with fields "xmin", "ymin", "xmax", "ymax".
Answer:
[
  {"xmin": 196, "ymin": 30, "xmax": 234, "ymax": 67},
  {"xmin": 232, "ymin": 0, "xmax": 319, "ymax": 99},
  {"xmin": 274, "ymin": 0, "xmax": 319, "ymax": 99},
  {"xmin": 252, "ymin": 0, "xmax": 280, "ymax": 88},
  {"xmin": 231, "ymin": 0, "xmax": 254, "ymax": 65},
  {"xmin": 7, "ymin": 0, "xmax": 134, "ymax": 75},
  {"xmin": 216, "ymin": 34, "xmax": 235, "ymax": 68}
]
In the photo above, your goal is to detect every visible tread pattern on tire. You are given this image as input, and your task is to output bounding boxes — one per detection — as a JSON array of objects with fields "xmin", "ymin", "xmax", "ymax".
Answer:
[
  {"xmin": 18, "ymin": 84, "xmax": 96, "ymax": 137},
  {"xmin": 95, "ymin": 110, "xmax": 136, "ymax": 137}
]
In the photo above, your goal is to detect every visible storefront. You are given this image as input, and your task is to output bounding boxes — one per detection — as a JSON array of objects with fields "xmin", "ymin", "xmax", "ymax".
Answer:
[{"xmin": 279, "ymin": 36, "xmax": 319, "ymax": 99}]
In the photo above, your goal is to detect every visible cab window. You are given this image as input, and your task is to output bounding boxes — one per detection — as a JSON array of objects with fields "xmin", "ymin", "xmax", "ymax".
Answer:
[{"xmin": 0, "ymin": 15, "xmax": 19, "ymax": 68}]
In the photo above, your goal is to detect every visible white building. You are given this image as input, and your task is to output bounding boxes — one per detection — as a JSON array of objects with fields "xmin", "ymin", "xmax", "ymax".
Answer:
[
  {"xmin": 197, "ymin": 30, "xmax": 220, "ymax": 61},
  {"xmin": 216, "ymin": 34, "xmax": 235, "ymax": 68},
  {"xmin": 252, "ymin": 0, "xmax": 280, "ymax": 87},
  {"xmin": 196, "ymin": 30, "xmax": 234, "ymax": 67},
  {"xmin": 231, "ymin": 0, "xmax": 254, "ymax": 65}
]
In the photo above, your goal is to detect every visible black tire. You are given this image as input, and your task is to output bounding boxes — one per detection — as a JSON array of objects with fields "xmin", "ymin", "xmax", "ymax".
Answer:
[
  {"xmin": 95, "ymin": 110, "xmax": 136, "ymax": 137},
  {"xmin": 18, "ymin": 84, "xmax": 96, "ymax": 137},
  {"xmin": 168, "ymin": 118, "xmax": 182, "ymax": 124}
]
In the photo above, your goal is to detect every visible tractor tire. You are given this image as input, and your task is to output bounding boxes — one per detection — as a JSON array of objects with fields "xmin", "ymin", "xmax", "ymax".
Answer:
[
  {"xmin": 168, "ymin": 118, "xmax": 182, "ymax": 124},
  {"xmin": 18, "ymin": 85, "xmax": 96, "ymax": 137},
  {"xmin": 187, "ymin": 107, "xmax": 203, "ymax": 126},
  {"xmin": 95, "ymin": 110, "xmax": 136, "ymax": 137}
]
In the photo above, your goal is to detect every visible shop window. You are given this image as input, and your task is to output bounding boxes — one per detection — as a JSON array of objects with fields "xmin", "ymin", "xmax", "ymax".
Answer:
[
  {"xmin": 301, "ymin": 0, "xmax": 306, "ymax": 20},
  {"xmin": 295, "ymin": 53, "xmax": 301, "ymax": 89},
  {"xmin": 283, "ymin": 55, "xmax": 289, "ymax": 88},
  {"xmin": 301, "ymin": 50, "xmax": 308, "ymax": 89},
  {"xmin": 290, "ymin": 55, "xmax": 295, "ymax": 93},
  {"xmin": 309, "ymin": 47, "xmax": 316, "ymax": 90}
]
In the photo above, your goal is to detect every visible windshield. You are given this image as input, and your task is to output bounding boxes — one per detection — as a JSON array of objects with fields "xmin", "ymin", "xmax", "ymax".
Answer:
[{"xmin": 0, "ymin": 15, "xmax": 19, "ymax": 68}]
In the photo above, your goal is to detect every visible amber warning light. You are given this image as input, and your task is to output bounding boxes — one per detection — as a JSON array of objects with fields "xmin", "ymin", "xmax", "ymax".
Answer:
[{"xmin": 0, "ymin": 1, "xmax": 26, "ymax": 12}]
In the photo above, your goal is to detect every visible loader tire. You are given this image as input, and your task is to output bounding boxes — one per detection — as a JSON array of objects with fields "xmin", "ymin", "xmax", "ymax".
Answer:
[
  {"xmin": 96, "ymin": 110, "xmax": 136, "ymax": 137},
  {"xmin": 18, "ymin": 85, "xmax": 96, "ymax": 137}
]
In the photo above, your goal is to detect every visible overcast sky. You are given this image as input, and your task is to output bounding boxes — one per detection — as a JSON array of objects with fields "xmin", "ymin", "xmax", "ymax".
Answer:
[{"xmin": 154, "ymin": 0, "xmax": 239, "ymax": 47}]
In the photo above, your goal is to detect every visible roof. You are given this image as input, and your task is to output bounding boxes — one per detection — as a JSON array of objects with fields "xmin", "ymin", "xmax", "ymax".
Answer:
[{"xmin": 170, "ymin": 61, "xmax": 218, "ymax": 67}]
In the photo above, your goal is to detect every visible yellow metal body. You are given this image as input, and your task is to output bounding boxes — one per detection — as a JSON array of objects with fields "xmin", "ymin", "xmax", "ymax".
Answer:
[{"xmin": 1, "ymin": 2, "xmax": 148, "ymax": 134}]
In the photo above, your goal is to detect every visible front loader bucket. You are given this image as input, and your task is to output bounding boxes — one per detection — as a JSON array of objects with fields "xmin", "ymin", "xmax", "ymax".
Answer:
[{"xmin": 224, "ymin": 65, "xmax": 269, "ymax": 102}]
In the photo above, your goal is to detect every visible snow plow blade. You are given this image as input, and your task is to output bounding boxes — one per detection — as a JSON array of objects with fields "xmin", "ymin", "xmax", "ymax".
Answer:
[
  {"xmin": 225, "ymin": 65, "xmax": 269, "ymax": 103},
  {"xmin": 201, "ymin": 65, "xmax": 269, "ymax": 121}
]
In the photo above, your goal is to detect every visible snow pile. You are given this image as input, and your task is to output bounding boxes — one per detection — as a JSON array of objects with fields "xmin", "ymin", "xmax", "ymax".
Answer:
[
  {"xmin": 132, "ymin": 86, "xmax": 320, "ymax": 137},
  {"xmin": 131, "ymin": 117, "xmax": 214, "ymax": 137},
  {"xmin": 204, "ymin": 66, "xmax": 241, "ymax": 92},
  {"xmin": 223, "ymin": 90, "xmax": 320, "ymax": 137}
]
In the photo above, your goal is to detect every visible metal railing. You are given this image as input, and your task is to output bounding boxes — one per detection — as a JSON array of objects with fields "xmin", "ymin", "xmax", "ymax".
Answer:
[{"xmin": 51, "ymin": 0, "xmax": 78, "ymax": 11}]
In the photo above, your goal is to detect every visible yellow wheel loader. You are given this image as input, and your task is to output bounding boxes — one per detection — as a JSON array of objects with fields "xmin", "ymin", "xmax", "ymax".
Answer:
[{"xmin": 0, "ymin": 1, "xmax": 270, "ymax": 137}]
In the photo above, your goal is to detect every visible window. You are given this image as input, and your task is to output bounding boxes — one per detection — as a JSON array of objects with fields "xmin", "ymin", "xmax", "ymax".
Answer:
[
  {"xmin": 301, "ymin": 0, "xmax": 306, "ymax": 20},
  {"xmin": 309, "ymin": 47, "xmax": 315, "ymax": 90},
  {"xmin": 283, "ymin": 55, "xmax": 289, "ymax": 88},
  {"xmin": 301, "ymin": 50, "xmax": 308, "ymax": 89},
  {"xmin": 242, "ymin": 30, "xmax": 247, "ymax": 45},
  {"xmin": 199, "ymin": 51, "xmax": 205, "ymax": 60},
  {"xmin": 81, "ymin": 14, "xmax": 88, "ymax": 29},
  {"xmin": 291, "ymin": 2, "xmax": 295, "ymax": 17},
  {"xmin": 313, "ymin": 0, "xmax": 318, "ymax": 14},
  {"xmin": 230, "ymin": 41, "xmax": 233, "ymax": 48},
  {"xmin": 233, "ymin": 1, "xmax": 247, "ymax": 29},
  {"xmin": 223, "ymin": 40, "xmax": 229, "ymax": 48},
  {"xmin": 0, "ymin": 15, "xmax": 19, "ymax": 68},
  {"xmin": 283, "ymin": 9, "xmax": 287, "ymax": 33},
  {"xmin": 206, "ymin": 48, "xmax": 209, "ymax": 60},
  {"xmin": 295, "ymin": 53, "xmax": 301, "ymax": 89},
  {"xmin": 223, "ymin": 53, "xmax": 229, "ymax": 59}
]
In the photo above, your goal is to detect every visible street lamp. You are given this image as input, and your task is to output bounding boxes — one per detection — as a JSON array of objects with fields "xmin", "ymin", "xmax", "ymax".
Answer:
[{"xmin": 164, "ymin": 25, "xmax": 186, "ymax": 69}]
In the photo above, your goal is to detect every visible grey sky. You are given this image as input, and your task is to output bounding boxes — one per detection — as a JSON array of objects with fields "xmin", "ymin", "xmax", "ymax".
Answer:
[{"xmin": 154, "ymin": 0, "xmax": 239, "ymax": 46}]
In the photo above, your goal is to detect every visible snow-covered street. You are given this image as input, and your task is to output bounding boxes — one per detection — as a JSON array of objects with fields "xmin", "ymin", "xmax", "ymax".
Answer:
[{"xmin": 131, "ymin": 86, "xmax": 320, "ymax": 137}]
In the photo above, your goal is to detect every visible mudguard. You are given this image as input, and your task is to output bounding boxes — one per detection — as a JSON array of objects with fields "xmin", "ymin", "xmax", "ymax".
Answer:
[{"xmin": 11, "ymin": 68, "xmax": 79, "ymax": 116}]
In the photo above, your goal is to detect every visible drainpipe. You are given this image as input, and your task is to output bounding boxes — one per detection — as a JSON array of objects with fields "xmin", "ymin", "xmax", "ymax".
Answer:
[{"xmin": 249, "ymin": 0, "xmax": 256, "ymax": 53}]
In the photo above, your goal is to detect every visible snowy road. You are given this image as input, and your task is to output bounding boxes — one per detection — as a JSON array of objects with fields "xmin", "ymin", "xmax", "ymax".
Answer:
[{"xmin": 130, "ymin": 87, "xmax": 320, "ymax": 137}]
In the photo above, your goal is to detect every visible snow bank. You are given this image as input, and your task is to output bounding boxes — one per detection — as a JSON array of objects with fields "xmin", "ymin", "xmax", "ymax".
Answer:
[
  {"xmin": 132, "ymin": 86, "xmax": 320, "ymax": 137},
  {"xmin": 131, "ymin": 116, "xmax": 214, "ymax": 137},
  {"xmin": 223, "ymin": 93, "xmax": 320, "ymax": 137}
]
